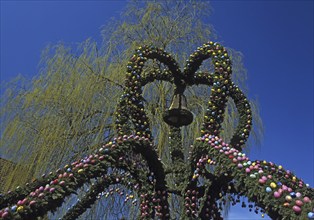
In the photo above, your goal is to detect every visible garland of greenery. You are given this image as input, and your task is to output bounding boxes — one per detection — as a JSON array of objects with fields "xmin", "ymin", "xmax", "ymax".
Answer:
[
  {"xmin": 0, "ymin": 42, "xmax": 313, "ymax": 220},
  {"xmin": 193, "ymin": 136, "xmax": 314, "ymax": 219},
  {"xmin": 0, "ymin": 137, "xmax": 157, "ymax": 219}
]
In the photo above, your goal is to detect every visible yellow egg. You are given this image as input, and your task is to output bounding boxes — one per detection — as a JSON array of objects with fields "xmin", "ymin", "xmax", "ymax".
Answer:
[
  {"xmin": 17, "ymin": 206, "xmax": 24, "ymax": 213},
  {"xmin": 78, "ymin": 169, "xmax": 84, "ymax": 174},
  {"xmin": 270, "ymin": 182, "xmax": 277, "ymax": 189},
  {"xmin": 278, "ymin": 165, "xmax": 282, "ymax": 169},
  {"xmin": 207, "ymin": 159, "xmax": 211, "ymax": 164},
  {"xmin": 285, "ymin": 195, "xmax": 292, "ymax": 202}
]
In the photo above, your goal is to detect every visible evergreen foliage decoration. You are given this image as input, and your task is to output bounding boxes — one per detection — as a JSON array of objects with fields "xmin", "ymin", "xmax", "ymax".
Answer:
[{"xmin": 0, "ymin": 42, "xmax": 313, "ymax": 220}]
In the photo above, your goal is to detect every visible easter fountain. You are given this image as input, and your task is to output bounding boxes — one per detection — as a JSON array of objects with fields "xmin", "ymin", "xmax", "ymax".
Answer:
[{"xmin": 0, "ymin": 42, "xmax": 313, "ymax": 219}]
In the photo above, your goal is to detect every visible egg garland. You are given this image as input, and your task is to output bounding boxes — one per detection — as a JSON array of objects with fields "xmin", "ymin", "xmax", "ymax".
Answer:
[
  {"xmin": 0, "ymin": 136, "xmax": 161, "ymax": 219},
  {"xmin": 184, "ymin": 42, "xmax": 232, "ymax": 137},
  {"xmin": 192, "ymin": 135, "xmax": 314, "ymax": 219},
  {"xmin": 228, "ymin": 83, "xmax": 252, "ymax": 150},
  {"xmin": 183, "ymin": 42, "xmax": 252, "ymax": 150},
  {"xmin": 115, "ymin": 45, "xmax": 181, "ymax": 140}
]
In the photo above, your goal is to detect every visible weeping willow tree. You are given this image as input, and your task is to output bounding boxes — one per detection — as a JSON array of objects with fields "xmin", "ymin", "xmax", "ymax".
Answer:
[{"xmin": 0, "ymin": 1, "xmax": 264, "ymax": 219}]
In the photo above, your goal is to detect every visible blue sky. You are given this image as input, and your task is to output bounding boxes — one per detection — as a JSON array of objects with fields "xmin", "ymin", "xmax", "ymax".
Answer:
[{"xmin": 0, "ymin": 1, "xmax": 313, "ymax": 219}]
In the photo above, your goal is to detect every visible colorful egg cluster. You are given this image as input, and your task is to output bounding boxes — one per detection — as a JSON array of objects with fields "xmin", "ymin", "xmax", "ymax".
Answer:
[
  {"xmin": 194, "ymin": 134, "xmax": 313, "ymax": 219},
  {"xmin": 184, "ymin": 41, "xmax": 232, "ymax": 81},
  {"xmin": 186, "ymin": 42, "xmax": 232, "ymax": 137},
  {"xmin": 0, "ymin": 135, "xmax": 157, "ymax": 219},
  {"xmin": 228, "ymin": 83, "xmax": 252, "ymax": 149},
  {"xmin": 115, "ymin": 45, "xmax": 181, "ymax": 139},
  {"xmin": 182, "ymin": 41, "xmax": 252, "ymax": 150}
]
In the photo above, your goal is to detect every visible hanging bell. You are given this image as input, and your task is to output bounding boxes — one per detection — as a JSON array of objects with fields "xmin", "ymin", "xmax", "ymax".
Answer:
[{"xmin": 163, "ymin": 93, "xmax": 193, "ymax": 127}]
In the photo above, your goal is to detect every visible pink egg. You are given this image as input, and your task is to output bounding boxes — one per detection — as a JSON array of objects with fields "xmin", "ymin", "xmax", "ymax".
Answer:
[
  {"xmin": 274, "ymin": 191, "xmax": 281, "ymax": 198},
  {"xmin": 245, "ymin": 168, "xmax": 251, "ymax": 173},
  {"xmin": 292, "ymin": 205, "xmax": 301, "ymax": 213},
  {"xmin": 22, "ymin": 198, "xmax": 28, "ymax": 205},
  {"xmin": 267, "ymin": 175, "xmax": 272, "ymax": 179},
  {"xmin": 259, "ymin": 179, "xmax": 266, "ymax": 184},
  {"xmin": 282, "ymin": 185, "xmax": 288, "ymax": 191},
  {"xmin": 295, "ymin": 192, "xmax": 301, "ymax": 198},
  {"xmin": 1, "ymin": 212, "xmax": 9, "ymax": 218},
  {"xmin": 295, "ymin": 200, "xmax": 303, "ymax": 207},
  {"xmin": 29, "ymin": 200, "xmax": 36, "ymax": 206},
  {"xmin": 262, "ymin": 176, "xmax": 268, "ymax": 181},
  {"xmin": 303, "ymin": 196, "xmax": 311, "ymax": 203}
]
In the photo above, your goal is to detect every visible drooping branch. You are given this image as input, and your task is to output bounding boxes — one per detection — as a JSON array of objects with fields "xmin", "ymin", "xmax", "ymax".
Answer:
[{"xmin": 61, "ymin": 174, "xmax": 133, "ymax": 220}]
